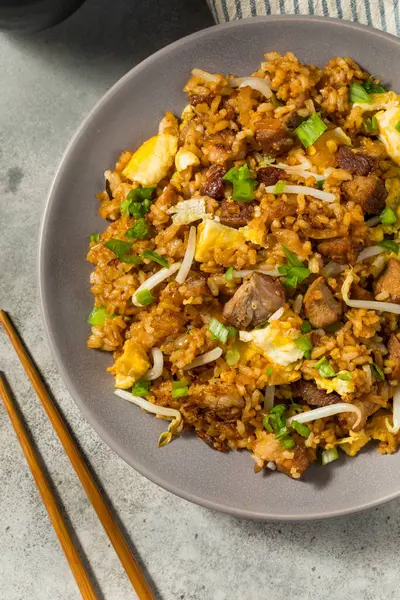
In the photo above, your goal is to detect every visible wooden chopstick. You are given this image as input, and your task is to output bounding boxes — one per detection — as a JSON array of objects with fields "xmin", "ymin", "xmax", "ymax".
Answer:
[
  {"xmin": 0, "ymin": 374, "xmax": 99, "ymax": 600},
  {"xmin": 0, "ymin": 310, "xmax": 155, "ymax": 600}
]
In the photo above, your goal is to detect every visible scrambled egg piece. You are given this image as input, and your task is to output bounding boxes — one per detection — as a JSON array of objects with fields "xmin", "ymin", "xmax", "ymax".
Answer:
[
  {"xmin": 239, "ymin": 225, "xmax": 265, "ymax": 246},
  {"xmin": 315, "ymin": 374, "xmax": 355, "ymax": 397},
  {"xmin": 339, "ymin": 429, "xmax": 370, "ymax": 456},
  {"xmin": 376, "ymin": 106, "xmax": 400, "ymax": 165},
  {"xmin": 169, "ymin": 198, "xmax": 208, "ymax": 224},
  {"xmin": 108, "ymin": 339, "xmax": 150, "ymax": 389},
  {"xmin": 354, "ymin": 91, "xmax": 400, "ymax": 112},
  {"xmin": 239, "ymin": 322, "xmax": 304, "ymax": 367},
  {"xmin": 123, "ymin": 134, "xmax": 178, "ymax": 186},
  {"xmin": 175, "ymin": 149, "xmax": 200, "ymax": 172},
  {"xmin": 195, "ymin": 220, "xmax": 245, "ymax": 262}
]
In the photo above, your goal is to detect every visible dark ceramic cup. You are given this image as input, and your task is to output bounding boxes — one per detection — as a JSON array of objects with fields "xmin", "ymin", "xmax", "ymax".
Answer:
[{"xmin": 0, "ymin": 0, "xmax": 85, "ymax": 32}]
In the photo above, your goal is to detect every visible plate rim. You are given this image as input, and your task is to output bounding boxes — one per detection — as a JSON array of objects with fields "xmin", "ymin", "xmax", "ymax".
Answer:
[{"xmin": 39, "ymin": 14, "xmax": 400, "ymax": 521}]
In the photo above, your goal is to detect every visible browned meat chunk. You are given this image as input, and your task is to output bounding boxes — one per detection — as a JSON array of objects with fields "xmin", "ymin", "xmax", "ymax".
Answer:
[
  {"xmin": 188, "ymin": 383, "xmax": 244, "ymax": 410},
  {"xmin": 317, "ymin": 237, "xmax": 362, "ymax": 265},
  {"xmin": 303, "ymin": 276, "xmax": 341, "ymax": 328},
  {"xmin": 336, "ymin": 145, "xmax": 377, "ymax": 175},
  {"xmin": 374, "ymin": 258, "xmax": 400, "ymax": 303},
  {"xmin": 263, "ymin": 197, "xmax": 298, "ymax": 227},
  {"xmin": 257, "ymin": 166, "xmax": 282, "ymax": 186},
  {"xmin": 219, "ymin": 198, "xmax": 257, "ymax": 228},
  {"xmin": 189, "ymin": 91, "xmax": 215, "ymax": 107},
  {"xmin": 254, "ymin": 118, "xmax": 295, "ymax": 157},
  {"xmin": 223, "ymin": 273, "xmax": 285, "ymax": 329},
  {"xmin": 388, "ymin": 334, "xmax": 400, "ymax": 380},
  {"xmin": 200, "ymin": 165, "xmax": 225, "ymax": 200},
  {"xmin": 292, "ymin": 380, "xmax": 341, "ymax": 406},
  {"xmin": 351, "ymin": 284, "xmax": 374, "ymax": 301},
  {"xmin": 252, "ymin": 431, "xmax": 310, "ymax": 478},
  {"xmin": 342, "ymin": 174, "xmax": 387, "ymax": 215}
]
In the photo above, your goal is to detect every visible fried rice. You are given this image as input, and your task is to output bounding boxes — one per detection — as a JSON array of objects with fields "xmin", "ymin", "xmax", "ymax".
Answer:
[{"xmin": 86, "ymin": 52, "xmax": 400, "ymax": 478}]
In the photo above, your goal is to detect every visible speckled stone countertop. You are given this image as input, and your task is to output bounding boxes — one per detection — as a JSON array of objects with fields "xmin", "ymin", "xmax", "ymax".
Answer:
[{"xmin": 1, "ymin": 3, "xmax": 400, "ymax": 599}]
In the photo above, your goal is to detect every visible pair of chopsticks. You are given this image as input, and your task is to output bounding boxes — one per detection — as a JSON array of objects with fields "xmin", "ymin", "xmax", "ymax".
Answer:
[{"xmin": 0, "ymin": 310, "xmax": 155, "ymax": 600}]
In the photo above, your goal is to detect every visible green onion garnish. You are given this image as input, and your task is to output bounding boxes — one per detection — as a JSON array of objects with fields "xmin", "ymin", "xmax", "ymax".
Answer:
[
  {"xmin": 142, "ymin": 250, "xmax": 169, "ymax": 268},
  {"xmin": 227, "ymin": 326, "xmax": 238, "ymax": 338},
  {"xmin": 270, "ymin": 93, "xmax": 283, "ymax": 107},
  {"xmin": 336, "ymin": 372, "xmax": 352, "ymax": 381},
  {"xmin": 223, "ymin": 164, "xmax": 257, "ymax": 202},
  {"xmin": 316, "ymin": 180, "xmax": 325, "ymax": 190},
  {"xmin": 294, "ymin": 335, "xmax": 313, "ymax": 359},
  {"xmin": 321, "ymin": 447, "xmax": 339, "ymax": 466},
  {"xmin": 278, "ymin": 246, "xmax": 311, "ymax": 289},
  {"xmin": 291, "ymin": 420, "xmax": 310, "ymax": 438},
  {"xmin": 208, "ymin": 318, "xmax": 229, "ymax": 344},
  {"xmin": 172, "ymin": 380, "xmax": 189, "ymax": 398},
  {"xmin": 90, "ymin": 233, "xmax": 100, "ymax": 243},
  {"xmin": 364, "ymin": 116, "xmax": 378, "ymax": 133},
  {"xmin": 263, "ymin": 404, "xmax": 295, "ymax": 449},
  {"xmin": 225, "ymin": 347, "xmax": 240, "ymax": 366},
  {"xmin": 315, "ymin": 356, "xmax": 336, "ymax": 379},
  {"xmin": 363, "ymin": 80, "xmax": 386, "ymax": 94},
  {"xmin": 300, "ymin": 320, "xmax": 312, "ymax": 334},
  {"xmin": 294, "ymin": 113, "xmax": 327, "ymax": 148},
  {"xmin": 266, "ymin": 367, "xmax": 273, "ymax": 376},
  {"xmin": 380, "ymin": 206, "xmax": 397, "ymax": 225},
  {"xmin": 378, "ymin": 239, "xmax": 399, "ymax": 254},
  {"xmin": 132, "ymin": 379, "xmax": 150, "ymax": 397},
  {"xmin": 225, "ymin": 266, "xmax": 234, "ymax": 281},
  {"xmin": 121, "ymin": 187, "xmax": 155, "ymax": 217},
  {"xmin": 87, "ymin": 306, "xmax": 113, "ymax": 326},
  {"xmin": 104, "ymin": 238, "xmax": 142, "ymax": 264},
  {"xmin": 273, "ymin": 180, "xmax": 286, "ymax": 195},
  {"xmin": 371, "ymin": 362, "xmax": 385, "ymax": 381},
  {"xmin": 350, "ymin": 83, "xmax": 371, "ymax": 104},
  {"xmin": 126, "ymin": 218, "xmax": 149, "ymax": 240},
  {"xmin": 136, "ymin": 289, "xmax": 154, "ymax": 306}
]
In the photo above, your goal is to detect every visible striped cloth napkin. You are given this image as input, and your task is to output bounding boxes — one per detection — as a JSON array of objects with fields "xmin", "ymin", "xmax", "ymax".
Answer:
[{"xmin": 206, "ymin": 0, "xmax": 400, "ymax": 37}]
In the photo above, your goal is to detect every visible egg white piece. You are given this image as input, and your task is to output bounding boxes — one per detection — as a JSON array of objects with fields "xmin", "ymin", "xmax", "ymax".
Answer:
[{"xmin": 240, "ymin": 323, "xmax": 304, "ymax": 367}]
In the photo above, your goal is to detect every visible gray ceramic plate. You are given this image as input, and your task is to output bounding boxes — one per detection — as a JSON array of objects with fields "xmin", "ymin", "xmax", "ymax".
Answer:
[{"xmin": 39, "ymin": 15, "xmax": 400, "ymax": 520}]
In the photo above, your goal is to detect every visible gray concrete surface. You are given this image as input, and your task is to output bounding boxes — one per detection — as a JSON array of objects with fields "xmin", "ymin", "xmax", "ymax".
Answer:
[{"xmin": 0, "ymin": 2, "xmax": 399, "ymax": 599}]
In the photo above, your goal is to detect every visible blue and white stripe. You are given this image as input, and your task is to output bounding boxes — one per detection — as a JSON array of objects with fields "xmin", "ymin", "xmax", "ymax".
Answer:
[{"xmin": 208, "ymin": 0, "xmax": 400, "ymax": 37}]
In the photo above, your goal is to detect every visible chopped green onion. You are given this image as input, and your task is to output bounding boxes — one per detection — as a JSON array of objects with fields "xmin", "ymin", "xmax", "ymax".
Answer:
[
  {"xmin": 378, "ymin": 239, "xmax": 399, "ymax": 254},
  {"xmin": 132, "ymin": 379, "xmax": 150, "ymax": 397},
  {"xmin": 291, "ymin": 420, "xmax": 310, "ymax": 438},
  {"xmin": 263, "ymin": 404, "xmax": 295, "ymax": 449},
  {"xmin": 350, "ymin": 83, "xmax": 371, "ymax": 104},
  {"xmin": 227, "ymin": 326, "xmax": 238, "ymax": 338},
  {"xmin": 172, "ymin": 380, "xmax": 189, "ymax": 398},
  {"xmin": 316, "ymin": 180, "xmax": 325, "ymax": 190},
  {"xmin": 315, "ymin": 356, "xmax": 336, "ymax": 379},
  {"xmin": 270, "ymin": 93, "xmax": 282, "ymax": 107},
  {"xmin": 300, "ymin": 320, "xmax": 312, "ymax": 334},
  {"xmin": 278, "ymin": 246, "xmax": 311, "ymax": 288},
  {"xmin": 295, "ymin": 113, "xmax": 327, "ymax": 148},
  {"xmin": 136, "ymin": 289, "xmax": 154, "ymax": 306},
  {"xmin": 208, "ymin": 318, "xmax": 229, "ymax": 344},
  {"xmin": 225, "ymin": 347, "xmax": 240, "ymax": 366},
  {"xmin": 90, "ymin": 233, "xmax": 100, "ymax": 243},
  {"xmin": 371, "ymin": 362, "xmax": 385, "ymax": 381},
  {"xmin": 142, "ymin": 250, "xmax": 169, "ymax": 268},
  {"xmin": 126, "ymin": 218, "xmax": 149, "ymax": 240},
  {"xmin": 87, "ymin": 307, "xmax": 113, "ymax": 326},
  {"xmin": 273, "ymin": 181, "xmax": 286, "ymax": 195},
  {"xmin": 363, "ymin": 80, "xmax": 386, "ymax": 94},
  {"xmin": 380, "ymin": 206, "xmax": 397, "ymax": 225},
  {"xmin": 266, "ymin": 367, "xmax": 273, "ymax": 376},
  {"xmin": 337, "ymin": 372, "xmax": 352, "ymax": 381},
  {"xmin": 289, "ymin": 402, "xmax": 303, "ymax": 413},
  {"xmin": 121, "ymin": 187, "xmax": 155, "ymax": 217},
  {"xmin": 395, "ymin": 120, "xmax": 400, "ymax": 132},
  {"xmin": 104, "ymin": 238, "xmax": 142, "ymax": 264},
  {"xmin": 281, "ymin": 438, "xmax": 295, "ymax": 449},
  {"xmin": 223, "ymin": 164, "xmax": 257, "ymax": 202},
  {"xmin": 321, "ymin": 447, "xmax": 339, "ymax": 466},
  {"xmin": 364, "ymin": 116, "xmax": 378, "ymax": 133},
  {"xmin": 225, "ymin": 266, "xmax": 234, "ymax": 281},
  {"xmin": 294, "ymin": 335, "xmax": 313, "ymax": 359}
]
